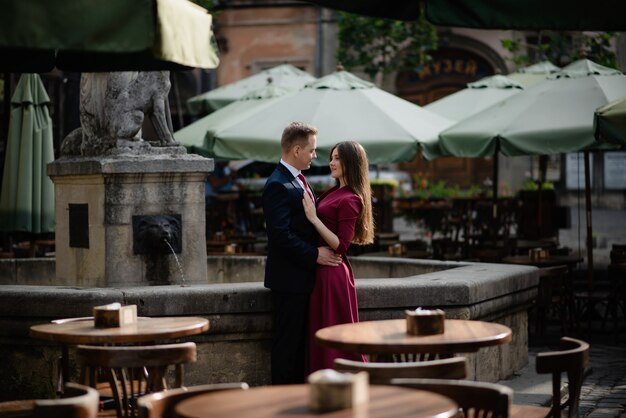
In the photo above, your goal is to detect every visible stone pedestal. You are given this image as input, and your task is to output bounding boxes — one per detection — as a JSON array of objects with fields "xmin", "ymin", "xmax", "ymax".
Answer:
[{"xmin": 48, "ymin": 149, "xmax": 212, "ymax": 287}]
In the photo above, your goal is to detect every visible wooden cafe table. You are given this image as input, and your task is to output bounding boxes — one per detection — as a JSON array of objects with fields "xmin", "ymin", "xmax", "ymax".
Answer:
[
  {"xmin": 315, "ymin": 319, "xmax": 512, "ymax": 360},
  {"xmin": 501, "ymin": 254, "xmax": 583, "ymax": 269},
  {"xmin": 30, "ymin": 316, "xmax": 209, "ymax": 388},
  {"xmin": 30, "ymin": 316, "xmax": 209, "ymax": 345},
  {"xmin": 174, "ymin": 384, "xmax": 459, "ymax": 418}
]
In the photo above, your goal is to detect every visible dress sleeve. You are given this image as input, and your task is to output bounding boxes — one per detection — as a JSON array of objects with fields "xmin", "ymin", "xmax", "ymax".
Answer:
[{"xmin": 335, "ymin": 193, "xmax": 363, "ymax": 255}]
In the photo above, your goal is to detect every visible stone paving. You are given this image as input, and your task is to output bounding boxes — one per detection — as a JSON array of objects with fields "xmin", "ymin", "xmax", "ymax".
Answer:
[
  {"xmin": 519, "ymin": 325, "xmax": 626, "ymax": 418},
  {"xmin": 576, "ymin": 342, "xmax": 626, "ymax": 418},
  {"xmin": 394, "ymin": 209, "xmax": 626, "ymax": 417}
]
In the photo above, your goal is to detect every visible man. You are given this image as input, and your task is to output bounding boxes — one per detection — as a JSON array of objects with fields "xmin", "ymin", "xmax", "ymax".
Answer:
[{"xmin": 262, "ymin": 121, "xmax": 341, "ymax": 384}]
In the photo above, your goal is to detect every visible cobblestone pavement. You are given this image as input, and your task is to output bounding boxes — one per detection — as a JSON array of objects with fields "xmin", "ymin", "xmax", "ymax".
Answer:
[
  {"xmin": 552, "ymin": 207, "xmax": 626, "ymax": 417},
  {"xmin": 528, "ymin": 330, "xmax": 626, "ymax": 417},
  {"xmin": 394, "ymin": 210, "xmax": 626, "ymax": 417},
  {"xmin": 577, "ymin": 342, "xmax": 626, "ymax": 418}
]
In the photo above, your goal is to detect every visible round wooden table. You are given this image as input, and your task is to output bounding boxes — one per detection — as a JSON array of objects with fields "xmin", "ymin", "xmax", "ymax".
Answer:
[
  {"xmin": 501, "ymin": 254, "xmax": 583, "ymax": 268},
  {"xmin": 315, "ymin": 319, "xmax": 512, "ymax": 358},
  {"xmin": 30, "ymin": 316, "xmax": 209, "ymax": 345},
  {"xmin": 174, "ymin": 384, "xmax": 459, "ymax": 418},
  {"xmin": 30, "ymin": 316, "xmax": 209, "ymax": 390}
]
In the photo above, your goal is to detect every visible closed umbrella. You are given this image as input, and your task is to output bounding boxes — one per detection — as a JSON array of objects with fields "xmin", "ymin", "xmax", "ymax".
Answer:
[
  {"xmin": 175, "ymin": 69, "xmax": 453, "ymax": 165},
  {"xmin": 187, "ymin": 64, "xmax": 316, "ymax": 116},
  {"xmin": 0, "ymin": 74, "xmax": 55, "ymax": 233},
  {"xmin": 439, "ymin": 59, "xmax": 626, "ymax": 287}
]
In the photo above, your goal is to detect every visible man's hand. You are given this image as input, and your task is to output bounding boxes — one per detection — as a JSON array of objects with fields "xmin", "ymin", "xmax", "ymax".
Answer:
[{"xmin": 317, "ymin": 246, "xmax": 342, "ymax": 266}]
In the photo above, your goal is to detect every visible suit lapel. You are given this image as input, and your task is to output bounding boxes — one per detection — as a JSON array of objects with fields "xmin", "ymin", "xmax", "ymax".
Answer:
[
  {"xmin": 276, "ymin": 162, "xmax": 317, "ymax": 203},
  {"xmin": 278, "ymin": 163, "xmax": 303, "ymax": 195}
]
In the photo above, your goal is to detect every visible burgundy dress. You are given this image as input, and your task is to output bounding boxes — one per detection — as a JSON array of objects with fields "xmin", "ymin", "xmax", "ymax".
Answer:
[{"xmin": 307, "ymin": 185, "xmax": 367, "ymax": 373}]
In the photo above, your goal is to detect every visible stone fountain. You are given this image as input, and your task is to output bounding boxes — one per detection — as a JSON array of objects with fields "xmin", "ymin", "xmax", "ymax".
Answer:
[
  {"xmin": 0, "ymin": 71, "xmax": 540, "ymax": 400},
  {"xmin": 48, "ymin": 71, "xmax": 212, "ymax": 287}
]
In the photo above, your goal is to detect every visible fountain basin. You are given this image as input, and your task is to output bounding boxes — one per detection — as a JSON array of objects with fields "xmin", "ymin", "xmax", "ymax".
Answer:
[{"xmin": 0, "ymin": 256, "xmax": 538, "ymax": 400}]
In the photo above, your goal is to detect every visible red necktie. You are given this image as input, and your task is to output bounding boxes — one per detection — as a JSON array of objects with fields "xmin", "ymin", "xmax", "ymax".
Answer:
[{"xmin": 298, "ymin": 174, "xmax": 315, "ymax": 202}]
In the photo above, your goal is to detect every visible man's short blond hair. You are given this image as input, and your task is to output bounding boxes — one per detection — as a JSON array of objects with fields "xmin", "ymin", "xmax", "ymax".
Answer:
[{"xmin": 281, "ymin": 122, "xmax": 317, "ymax": 152}]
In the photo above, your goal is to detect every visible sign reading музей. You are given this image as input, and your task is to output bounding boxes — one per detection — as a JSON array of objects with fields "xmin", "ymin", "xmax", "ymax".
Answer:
[{"xmin": 396, "ymin": 47, "xmax": 496, "ymax": 106}]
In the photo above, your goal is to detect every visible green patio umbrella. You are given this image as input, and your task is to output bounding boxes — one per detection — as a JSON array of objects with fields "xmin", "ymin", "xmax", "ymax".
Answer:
[
  {"xmin": 0, "ymin": 74, "xmax": 55, "ymax": 233},
  {"xmin": 175, "ymin": 69, "xmax": 453, "ymax": 165},
  {"xmin": 186, "ymin": 64, "xmax": 316, "ymax": 116},
  {"xmin": 176, "ymin": 81, "xmax": 295, "ymax": 161},
  {"xmin": 439, "ymin": 59, "xmax": 626, "ymax": 288},
  {"xmin": 594, "ymin": 95, "xmax": 626, "ymax": 145},
  {"xmin": 423, "ymin": 75, "xmax": 524, "ymax": 159},
  {"xmin": 439, "ymin": 59, "xmax": 626, "ymax": 157},
  {"xmin": 507, "ymin": 61, "xmax": 560, "ymax": 88},
  {"xmin": 0, "ymin": 0, "xmax": 220, "ymax": 72}
]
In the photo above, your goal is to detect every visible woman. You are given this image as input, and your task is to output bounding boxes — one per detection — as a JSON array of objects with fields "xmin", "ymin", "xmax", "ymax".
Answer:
[{"xmin": 303, "ymin": 141, "xmax": 375, "ymax": 373}]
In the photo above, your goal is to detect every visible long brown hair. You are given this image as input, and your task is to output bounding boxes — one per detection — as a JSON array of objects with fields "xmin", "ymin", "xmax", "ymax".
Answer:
[{"xmin": 332, "ymin": 141, "xmax": 374, "ymax": 244}]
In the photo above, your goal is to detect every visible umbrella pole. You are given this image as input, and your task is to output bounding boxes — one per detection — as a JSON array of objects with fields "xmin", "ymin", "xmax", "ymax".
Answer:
[
  {"xmin": 538, "ymin": 155, "xmax": 548, "ymax": 238},
  {"xmin": 584, "ymin": 150, "xmax": 594, "ymax": 290},
  {"xmin": 491, "ymin": 147, "xmax": 499, "ymax": 239}
]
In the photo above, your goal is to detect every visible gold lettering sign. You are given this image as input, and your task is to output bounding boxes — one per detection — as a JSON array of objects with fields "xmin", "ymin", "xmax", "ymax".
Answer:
[
  {"xmin": 416, "ymin": 58, "xmax": 479, "ymax": 80},
  {"xmin": 465, "ymin": 61, "xmax": 477, "ymax": 75}
]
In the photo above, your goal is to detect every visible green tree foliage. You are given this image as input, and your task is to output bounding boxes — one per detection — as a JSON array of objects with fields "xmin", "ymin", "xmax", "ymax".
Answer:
[
  {"xmin": 337, "ymin": 12, "xmax": 437, "ymax": 81},
  {"xmin": 501, "ymin": 31, "xmax": 617, "ymax": 68}
]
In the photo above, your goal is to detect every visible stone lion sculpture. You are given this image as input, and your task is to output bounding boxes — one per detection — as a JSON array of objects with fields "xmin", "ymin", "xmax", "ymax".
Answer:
[
  {"xmin": 133, "ymin": 215, "xmax": 182, "ymax": 255},
  {"xmin": 61, "ymin": 71, "xmax": 179, "ymax": 156}
]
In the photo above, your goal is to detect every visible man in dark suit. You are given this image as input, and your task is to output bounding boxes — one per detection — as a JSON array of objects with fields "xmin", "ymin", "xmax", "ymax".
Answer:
[{"xmin": 262, "ymin": 121, "xmax": 341, "ymax": 384}]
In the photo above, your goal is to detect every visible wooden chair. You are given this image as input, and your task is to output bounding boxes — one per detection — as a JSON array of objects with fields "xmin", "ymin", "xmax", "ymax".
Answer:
[
  {"xmin": 137, "ymin": 382, "xmax": 249, "ymax": 418},
  {"xmin": 572, "ymin": 284, "xmax": 614, "ymax": 334},
  {"xmin": 0, "ymin": 383, "xmax": 99, "ymax": 418},
  {"xmin": 76, "ymin": 342, "xmax": 197, "ymax": 418},
  {"xmin": 535, "ymin": 336, "xmax": 589, "ymax": 418},
  {"xmin": 606, "ymin": 262, "xmax": 626, "ymax": 335},
  {"xmin": 392, "ymin": 378, "xmax": 512, "ymax": 418},
  {"xmin": 333, "ymin": 357, "xmax": 467, "ymax": 384},
  {"xmin": 535, "ymin": 265, "xmax": 569, "ymax": 336},
  {"xmin": 50, "ymin": 316, "xmax": 94, "ymax": 394},
  {"xmin": 34, "ymin": 383, "xmax": 100, "ymax": 418}
]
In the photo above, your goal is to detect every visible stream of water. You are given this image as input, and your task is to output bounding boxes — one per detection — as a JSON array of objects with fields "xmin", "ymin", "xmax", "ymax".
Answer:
[{"xmin": 164, "ymin": 239, "xmax": 186, "ymax": 286}]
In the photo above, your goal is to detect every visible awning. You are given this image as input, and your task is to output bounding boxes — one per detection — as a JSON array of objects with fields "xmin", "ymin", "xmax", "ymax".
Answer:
[
  {"xmin": 0, "ymin": 0, "xmax": 219, "ymax": 72},
  {"xmin": 306, "ymin": 0, "xmax": 626, "ymax": 31}
]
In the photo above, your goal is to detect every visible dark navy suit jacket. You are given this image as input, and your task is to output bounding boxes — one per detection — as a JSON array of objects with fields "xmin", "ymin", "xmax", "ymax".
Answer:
[{"xmin": 262, "ymin": 163, "xmax": 318, "ymax": 293}]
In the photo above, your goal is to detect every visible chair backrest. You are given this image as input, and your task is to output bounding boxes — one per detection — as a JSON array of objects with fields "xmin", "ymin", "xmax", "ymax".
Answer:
[
  {"xmin": 76, "ymin": 342, "xmax": 197, "ymax": 418},
  {"xmin": 608, "ymin": 263, "xmax": 626, "ymax": 295},
  {"xmin": 33, "ymin": 382, "xmax": 99, "ymax": 418},
  {"xmin": 535, "ymin": 336, "xmax": 589, "ymax": 418},
  {"xmin": 392, "ymin": 378, "xmax": 512, "ymax": 418},
  {"xmin": 333, "ymin": 357, "xmax": 468, "ymax": 385},
  {"xmin": 137, "ymin": 382, "xmax": 249, "ymax": 418},
  {"xmin": 610, "ymin": 244, "xmax": 626, "ymax": 264}
]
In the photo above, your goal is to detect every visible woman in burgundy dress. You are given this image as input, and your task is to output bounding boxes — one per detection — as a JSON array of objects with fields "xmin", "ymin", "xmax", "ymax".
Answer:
[{"xmin": 302, "ymin": 141, "xmax": 375, "ymax": 373}]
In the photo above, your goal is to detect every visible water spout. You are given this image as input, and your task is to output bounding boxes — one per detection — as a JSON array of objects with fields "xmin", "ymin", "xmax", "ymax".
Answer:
[{"xmin": 164, "ymin": 238, "xmax": 186, "ymax": 287}]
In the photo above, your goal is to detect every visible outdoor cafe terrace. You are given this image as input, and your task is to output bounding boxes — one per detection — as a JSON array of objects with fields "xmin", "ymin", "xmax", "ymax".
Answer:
[
  {"xmin": 2, "ymin": 174, "xmax": 576, "ymax": 265},
  {"xmin": 198, "ymin": 172, "xmax": 572, "ymax": 264}
]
